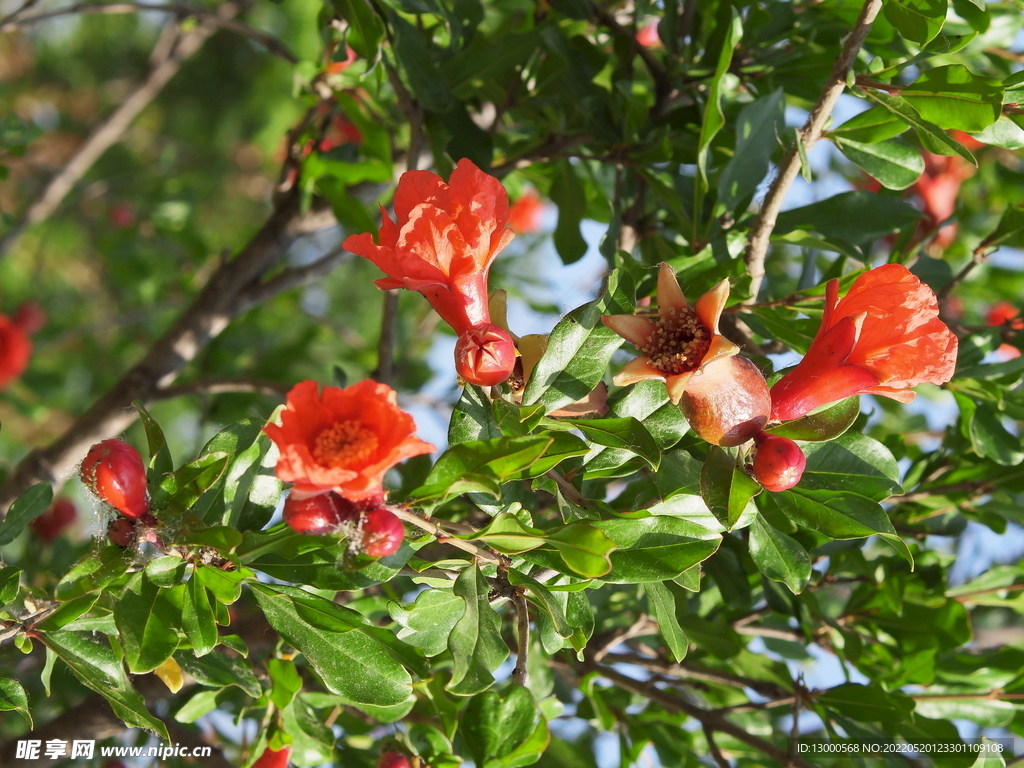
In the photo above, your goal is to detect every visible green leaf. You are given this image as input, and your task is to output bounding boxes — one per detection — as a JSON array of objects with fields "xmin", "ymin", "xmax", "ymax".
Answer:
[
  {"xmin": 251, "ymin": 583, "xmax": 412, "ymax": 706},
  {"xmin": 833, "ymin": 137, "xmax": 925, "ymax": 190},
  {"xmin": 466, "ymin": 513, "xmax": 545, "ymax": 554},
  {"xmin": 0, "ymin": 566, "xmax": 21, "ymax": 606},
  {"xmin": 864, "ymin": 88, "xmax": 978, "ymax": 165},
  {"xmin": 543, "ymin": 523, "xmax": 617, "ymax": 578},
  {"xmin": 181, "ymin": 570, "xmax": 218, "ymax": 657},
  {"xmin": 522, "ymin": 268, "xmax": 635, "ymax": 412},
  {"xmin": 55, "ymin": 545, "xmax": 131, "ymax": 601},
  {"xmin": 133, "ymin": 400, "xmax": 173, "ymax": 484},
  {"xmin": 0, "ymin": 483, "xmax": 53, "ymax": 546},
  {"xmin": 508, "ymin": 568, "xmax": 572, "ymax": 638},
  {"xmin": 717, "ymin": 88, "xmax": 785, "ymax": 212},
  {"xmin": 461, "ymin": 686, "xmax": 542, "ymax": 766},
  {"xmin": 145, "ymin": 556, "xmax": 188, "ymax": 587},
  {"xmin": 644, "ymin": 581, "xmax": 688, "ymax": 662},
  {"xmin": 749, "ymin": 514, "xmax": 812, "ymax": 593},
  {"xmin": 114, "ymin": 574, "xmax": 182, "ymax": 673},
  {"xmin": 700, "ymin": 447, "xmax": 761, "ymax": 530},
  {"xmin": 697, "ymin": 8, "xmax": 742, "ymax": 183},
  {"xmin": 970, "ymin": 118, "xmax": 1024, "ymax": 150},
  {"xmin": 959, "ymin": 396, "xmax": 1024, "ymax": 466},
  {"xmin": 174, "ymin": 650, "xmax": 261, "ymax": 698},
  {"xmin": 766, "ymin": 396, "xmax": 860, "ymax": 442},
  {"xmin": 220, "ymin": 430, "xmax": 283, "ymax": 531},
  {"xmin": 41, "ymin": 630, "xmax": 169, "ymax": 739},
  {"xmin": 446, "ymin": 564, "xmax": 508, "ymax": 695},
  {"xmin": 882, "ymin": 0, "xmax": 946, "ymax": 45},
  {"xmin": 0, "ymin": 678, "xmax": 32, "ymax": 727},
  {"xmin": 150, "ymin": 452, "xmax": 230, "ymax": 517},
  {"xmin": 901, "ymin": 65, "xmax": 1004, "ymax": 132},
  {"xmin": 389, "ymin": 588, "xmax": 465, "ymax": 656},
  {"xmin": 282, "ymin": 695, "xmax": 336, "ymax": 765},
  {"xmin": 830, "ymin": 106, "xmax": 911, "ymax": 143},
  {"xmin": 411, "ymin": 436, "xmax": 552, "ymax": 503},
  {"xmin": 267, "ymin": 657, "xmax": 303, "ymax": 709},
  {"xmin": 450, "ymin": 384, "xmax": 502, "ymax": 444},
  {"xmin": 593, "ymin": 515, "xmax": 721, "ymax": 584},
  {"xmin": 34, "ymin": 594, "xmax": 100, "ymax": 632},
  {"xmin": 196, "ymin": 563, "xmax": 246, "ymax": 604},
  {"xmin": 389, "ymin": 11, "xmax": 454, "ymax": 112},
  {"xmin": 549, "ymin": 158, "xmax": 587, "ymax": 264},
  {"xmin": 969, "ymin": 739, "xmax": 1007, "ymax": 767},
  {"xmin": 799, "ymin": 433, "xmax": 903, "ymax": 500},
  {"xmin": 566, "ymin": 417, "xmax": 661, "ymax": 470},
  {"xmin": 331, "ymin": 0, "xmax": 384, "ymax": 60},
  {"xmin": 818, "ymin": 683, "xmax": 915, "ymax": 722},
  {"xmin": 774, "ymin": 190, "xmax": 923, "ymax": 244}
]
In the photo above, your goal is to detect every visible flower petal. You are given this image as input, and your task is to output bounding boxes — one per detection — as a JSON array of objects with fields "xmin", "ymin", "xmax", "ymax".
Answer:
[
  {"xmin": 700, "ymin": 333, "xmax": 740, "ymax": 368},
  {"xmin": 394, "ymin": 169, "xmax": 450, "ymax": 225},
  {"xmin": 602, "ymin": 314, "xmax": 657, "ymax": 348},
  {"xmin": 694, "ymin": 279, "xmax": 731, "ymax": 333},
  {"xmin": 656, "ymin": 262, "xmax": 689, "ymax": 314},
  {"xmin": 664, "ymin": 370, "xmax": 697, "ymax": 404},
  {"xmin": 613, "ymin": 356, "xmax": 666, "ymax": 386}
]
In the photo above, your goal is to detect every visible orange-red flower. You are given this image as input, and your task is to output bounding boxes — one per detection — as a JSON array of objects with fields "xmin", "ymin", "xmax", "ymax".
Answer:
[
  {"xmin": 508, "ymin": 189, "xmax": 544, "ymax": 234},
  {"xmin": 986, "ymin": 301, "xmax": 1023, "ymax": 360},
  {"xmin": 264, "ymin": 380, "xmax": 434, "ymax": 501},
  {"xmin": 601, "ymin": 263, "xmax": 739, "ymax": 404},
  {"xmin": 343, "ymin": 158, "xmax": 517, "ymax": 386},
  {"xmin": 0, "ymin": 314, "xmax": 32, "ymax": 389},
  {"xmin": 770, "ymin": 264, "xmax": 958, "ymax": 422}
]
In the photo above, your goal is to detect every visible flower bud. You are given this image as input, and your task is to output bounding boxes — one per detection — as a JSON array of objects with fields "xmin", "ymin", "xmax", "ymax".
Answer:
[
  {"xmin": 752, "ymin": 433, "xmax": 807, "ymax": 492},
  {"xmin": 107, "ymin": 518, "xmax": 136, "ymax": 548},
  {"xmin": 81, "ymin": 439, "xmax": 150, "ymax": 519},
  {"xmin": 455, "ymin": 323, "xmax": 516, "ymax": 386},
  {"xmin": 378, "ymin": 752, "xmax": 411, "ymax": 768},
  {"xmin": 362, "ymin": 508, "xmax": 405, "ymax": 557},
  {"xmin": 29, "ymin": 498, "xmax": 77, "ymax": 541},
  {"xmin": 679, "ymin": 356, "xmax": 770, "ymax": 447},
  {"xmin": 251, "ymin": 746, "xmax": 291, "ymax": 768},
  {"xmin": 283, "ymin": 492, "xmax": 358, "ymax": 535}
]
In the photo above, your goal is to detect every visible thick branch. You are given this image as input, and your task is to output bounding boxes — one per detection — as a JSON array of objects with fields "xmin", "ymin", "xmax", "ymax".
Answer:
[
  {"xmin": 0, "ymin": 191, "xmax": 336, "ymax": 516},
  {"xmin": 742, "ymin": 0, "xmax": 883, "ymax": 302}
]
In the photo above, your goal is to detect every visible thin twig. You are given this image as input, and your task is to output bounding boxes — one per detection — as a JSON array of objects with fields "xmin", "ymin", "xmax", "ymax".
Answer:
[
  {"xmin": 704, "ymin": 723, "xmax": 731, "ymax": 768},
  {"xmin": 938, "ymin": 241, "xmax": 998, "ymax": 300},
  {"xmin": 734, "ymin": 624, "xmax": 805, "ymax": 642},
  {"xmin": 389, "ymin": 507, "xmax": 505, "ymax": 565},
  {"xmin": 886, "ymin": 481, "xmax": 989, "ymax": 504},
  {"xmin": 374, "ymin": 291, "xmax": 401, "ymax": 386},
  {"xmin": 592, "ymin": 615, "xmax": 656, "ymax": 663},
  {"xmin": 152, "ymin": 377, "xmax": 291, "ymax": 400},
  {"xmin": 512, "ymin": 591, "xmax": 530, "ymax": 686},
  {"xmin": 599, "ymin": 652, "xmax": 790, "ymax": 699},
  {"xmin": 742, "ymin": 0, "xmax": 883, "ymax": 303},
  {"xmin": 0, "ymin": 8, "xmax": 230, "ymax": 259},
  {"xmin": 1, "ymin": 2, "xmax": 296, "ymax": 61},
  {"xmin": 235, "ymin": 245, "xmax": 351, "ymax": 312}
]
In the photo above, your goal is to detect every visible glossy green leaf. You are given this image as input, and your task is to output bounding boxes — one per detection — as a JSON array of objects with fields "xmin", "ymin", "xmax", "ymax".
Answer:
[
  {"xmin": 970, "ymin": 119, "xmax": 1024, "ymax": 150},
  {"xmin": 461, "ymin": 686, "xmax": 542, "ymax": 766},
  {"xmin": 799, "ymin": 433, "xmax": 903, "ymax": 500},
  {"xmin": 0, "ymin": 483, "xmax": 53, "ymax": 546},
  {"xmin": 549, "ymin": 158, "xmax": 587, "ymax": 264},
  {"xmin": 219, "ymin": 430, "xmax": 282, "ymax": 531},
  {"xmin": 34, "ymin": 594, "xmax": 100, "ymax": 632},
  {"xmin": 41, "ymin": 630, "xmax": 169, "ymax": 739},
  {"xmin": 267, "ymin": 657, "xmax": 303, "ymax": 709},
  {"xmin": 55, "ymin": 545, "xmax": 131, "ymax": 601},
  {"xmin": 390, "ymin": 588, "xmax": 465, "ymax": 657},
  {"xmin": 644, "ymin": 581, "xmax": 688, "ymax": 662},
  {"xmin": 901, "ymin": 65, "xmax": 1004, "ymax": 132},
  {"xmin": 717, "ymin": 88, "xmax": 784, "ymax": 212},
  {"xmin": 150, "ymin": 452, "xmax": 230, "ymax": 517},
  {"xmin": 700, "ymin": 447, "xmax": 761, "ymax": 530},
  {"xmin": 389, "ymin": 11, "xmax": 454, "ymax": 112},
  {"xmin": 522, "ymin": 268, "xmax": 635, "ymax": 412},
  {"xmin": 864, "ymin": 88, "xmax": 978, "ymax": 165},
  {"xmin": 593, "ymin": 515, "xmax": 721, "ymax": 583},
  {"xmin": 830, "ymin": 106, "xmax": 911, "ymax": 143},
  {"xmin": 0, "ymin": 566, "xmax": 20, "ymax": 606},
  {"xmin": 834, "ymin": 137, "xmax": 925, "ymax": 190},
  {"xmin": 251, "ymin": 583, "xmax": 412, "ymax": 706},
  {"xmin": 543, "ymin": 523, "xmax": 617, "ymax": 578},
  {"xmin": 508, "ymin": 568, "xmax": 573, "ymax": 638},
  {"xmin": 766, "ymin": 396, "xmax": 860, "ymax": 442},
  {"xmin": 447, "ymin": 564, "xmax": 508, "ymax": 695},
  {"xmin": 466, "ymin": 513, "xmax": 545, "ymax": 554},
  {"xmin": 697, "ymin": 8, "xmax": 742, "ymax": 183},
  {"xmin": 282, "ymin": 695, "xmax": 336, "ymax": 765},
  {"xmin": 450, "ymin": 384, "xmax": 502, "ymax": 444},
  {"xmin": 114, "ymin": 574, "xmax": 182, "ymax": 673},
  {"xmin": 882, "ymin": 0, "xmax": 946, "ymax": 45},
  {"xmin": 566, "ymin": 417, "xmax": 662, "ymax": 470},
  {"xmin": 0, "ymin": 677, "xmax": 31, "ymax": 727},
  {"xmin": 133, "ymin": 400, "xmax": 173, "ymax": 484},
  {"xmin": 181, "ymin": 570, "xmax": 218, "ymax": 657},
  {"xmin": 818, "ymin": 683, "xmax": 915, "ymax": 722},
  {"xmin": 332, "ymin": 0, "xmax": 384, "ymax": 61},
  {"xmin": 774, "ymin": 191, "xmax": 923, "ymax": 244},
  {"xmin": 749, "ymin": 514, "xmax": 811, "ymax": 593},
  {"xmin": 174, "ymin": 649, "xmax": 261, "ymax": 698}
]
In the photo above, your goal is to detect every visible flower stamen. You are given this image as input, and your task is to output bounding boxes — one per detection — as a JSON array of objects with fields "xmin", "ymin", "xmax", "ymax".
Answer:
[
  {"xmin": 313, "ymin": 421, "xmax": 379, "ymax": 468},
  {"xmin": 639, "ymin": 307, "xmax": 712, "ymax": 375}
]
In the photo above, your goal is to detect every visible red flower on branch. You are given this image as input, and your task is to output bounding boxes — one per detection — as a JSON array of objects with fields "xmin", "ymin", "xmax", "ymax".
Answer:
[
  {"xmin": 770, "ymin": 264, "xmax": 958, "ymax": 422},
  {"xmin": 508, "ymin": 189, "xmax": 544, "ymax": 234},
  {"xmin": 0, "ymin": 301, "xmax": 45, "ymax": 390},
  {"xmin": 264, "ymin": 380, "xmax": 434, "ymax": 501},
  {"xmin": 343, "ymin": 158, "xmax": 517, "ymax": 386},
  {"xmin": 29, "ymin": 498, "xmax": 77, "ymax": 541},
  {"xmin": 601, "ymin": 263, "xmax": 740, "ymax": 404},
  {"xmin": 986, "ymin": 301, "xmax": 1022, "ymax": 360}
]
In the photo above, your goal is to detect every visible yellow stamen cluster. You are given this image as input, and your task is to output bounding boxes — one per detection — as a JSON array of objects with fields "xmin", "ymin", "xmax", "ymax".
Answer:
[
  {"xmin": 313, "ymin": 420, "xmax": 378, "ymax": 468},
  {"xmin": 640, "ymin": 307, "xmax": 711, "ymax": 375}
]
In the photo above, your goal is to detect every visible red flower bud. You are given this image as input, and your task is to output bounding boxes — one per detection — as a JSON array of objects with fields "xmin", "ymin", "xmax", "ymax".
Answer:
[
  {"xmin": 751, "ymin": 433, "xmax": 807, "ymax": 492},
  {"xmin": 679, "ymin": 356, "xmax": 771, "ymax": 447},
  {"xmin": 81, "ymin": 439, "xmax": 150, "ymax": 519},
  {"xmin": 29, "ymin": 498, "xmax": 77, "ymax": 541},
  {"xmin": 378, "ymin": 752, "xmax": 411, "ymax": 768},
  {"xmin": 283, "ymin": 492, "xmax": 358, "ymax": 535},
  {"xmin": 251, "ymin": 746, "xmax": 290, "ymax": 768},
  {"xmin": 107, "ymin": 518, "xmax": 136, "ymax": 547},
  {"xmin": 455, "ymin": 323, "xmax": 516, "ymax": 386},
  {"xmin": 362, "ymin": 508, "xmax": 405, "ymax": 557}
]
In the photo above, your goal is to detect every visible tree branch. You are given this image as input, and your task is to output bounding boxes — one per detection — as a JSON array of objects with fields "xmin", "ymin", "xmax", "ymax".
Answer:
[
  {"xmin": 0, "ymin": 2, "xmax": 295, "ymax": 62},
  {"xmin": 742, "ymin": 0, "xmax": 883, "ymax": 303},
  {"xmin": 151, "ymin": 377, "xmax": 292, "ymax": 400},
  {"xmin": 512, "ymin": 591, "xmax": 530, "ymax": 686},
  {"xmin": 599, "ymin": 652, "xmax": 790, "ymax": 699}
]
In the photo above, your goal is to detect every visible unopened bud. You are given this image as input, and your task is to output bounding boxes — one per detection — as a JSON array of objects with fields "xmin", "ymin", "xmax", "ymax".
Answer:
[
  {"xmin": 362, "ymin": 508, "xmax": 405, "ymax": 557},
  {"xmin": 81, "ymin": 439, "xmax": 150, "ymax": 519},
  {"xmin": 283, "ymin": 492, "xmax": 358, "ymax": 535},
  {"xmin": 752, "ymin": 433, "xmax": 807, "ymax": 492},
  {"xmin": 378, "ymin": 752, "xmax": 412, "ymax": 768},
  {"xmin": 455, "ymin": 323, "xmax": 516, "ymax": 386},
  {"xmin": 679, "ymin": 356, "xmax": 770, "ymax": 447},
  {"xmin": 107, "ymin": 518, "xmax": 136, "ymax": 548},
  {"xmin": 251, "ymin": 746, "xmax": 291, "ymax": 768}
]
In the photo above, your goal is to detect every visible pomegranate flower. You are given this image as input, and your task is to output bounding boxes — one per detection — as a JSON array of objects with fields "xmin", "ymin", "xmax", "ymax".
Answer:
[
  {"xmin": 601, "ymin": 263, "xmax": 740, "ymax": 404},
  {"xmin": 0, "ymin": 301, "xmax": 45, "ymax": 390},
  {"xmin": 343, "ymin": 158, "xmax": 517, "ymax": 386},
  {"xmin": 264, "ymin": 380, "xmax": 434, "ymax": 501},
  {"xmin": 770, "ymin": 264, "xmax": 958, "ymax": 422},
  {"xmin": 508, "ymin": 189, "xmax": 544, "ymax": 234}
]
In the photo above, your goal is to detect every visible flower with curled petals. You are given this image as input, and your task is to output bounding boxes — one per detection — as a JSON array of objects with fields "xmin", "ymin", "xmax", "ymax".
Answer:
[
  {"xmin": 770, "ymin": 264, "xmax": 958, "ymax": 422},
  {"xmin": 343, "ymin": 158, "xmax": 516, "ymax": 386},
  {"xmin": 264, "ymin": 380, "xmax": 434, "ymax": 502},
  {"xmin": 601, "ymin": 263, "xmax": 740, "ymax": 404}
]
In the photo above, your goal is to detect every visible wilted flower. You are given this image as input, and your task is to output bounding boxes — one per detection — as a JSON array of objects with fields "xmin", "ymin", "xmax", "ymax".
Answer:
[
  {"xmin": 344, "ymin": 158, "xmax": 517, "ymax": 386},
  {"xmin": 263, "ymin": 380, "xmax": 434, "ymax": 501},
  {"xmin": 770, "ymin": 264, "xmax": 958, "ymax": 422},
  {"xmin": 601, "ymin": 262, "xmax": 740, "ymax": 404}
]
